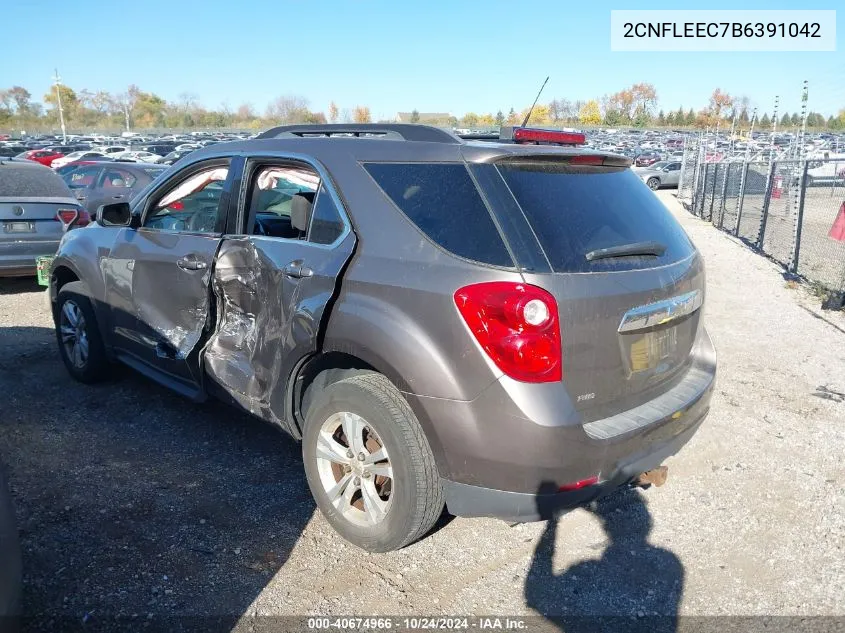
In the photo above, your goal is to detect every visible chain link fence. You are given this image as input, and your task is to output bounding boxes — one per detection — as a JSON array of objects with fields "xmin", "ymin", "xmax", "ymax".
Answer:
[{"xmin": 678, "ymin": 149, "xmax": 845, "ymax": 304}]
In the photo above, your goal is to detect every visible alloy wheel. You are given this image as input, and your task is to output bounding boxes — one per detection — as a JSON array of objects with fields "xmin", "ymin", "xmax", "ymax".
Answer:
[
  {"xmin": 59, "ymin": 300, "xmax": 89, "ymax": 369},
  {"xmin": 315, "ymin": 412, "xmax": 393, "ymax": 527}
]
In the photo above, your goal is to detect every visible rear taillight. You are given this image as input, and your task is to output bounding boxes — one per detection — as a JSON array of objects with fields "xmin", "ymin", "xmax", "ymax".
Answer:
[
  {"xmin": 56, "ymin": 208, "xmax": 80, "ymax": 227},
  {"xmin": 75, "ymin": 209, "xmax": 91, "ymax": 227},
  {"xmin": 454, "ymin": 282, "xmax": 562, "ymax": 383},
  {"xmin": 512, "ymin": 128, "xmax": 586, "ymax": 145}
]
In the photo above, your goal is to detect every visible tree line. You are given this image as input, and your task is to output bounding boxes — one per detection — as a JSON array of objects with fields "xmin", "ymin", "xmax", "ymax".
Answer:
[{"xmin": 1, "ymin": 81, "xmax": 843, "ymax": 134}]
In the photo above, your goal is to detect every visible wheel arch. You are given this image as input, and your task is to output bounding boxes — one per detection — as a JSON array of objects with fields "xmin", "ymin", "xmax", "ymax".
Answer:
[{"xmin": 290, "ymin": 350, "xmax": 449, "ymax": 479}]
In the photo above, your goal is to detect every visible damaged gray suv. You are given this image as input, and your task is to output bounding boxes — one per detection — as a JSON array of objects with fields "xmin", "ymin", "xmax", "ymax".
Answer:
[{"xmin": 48, "ymin": 124, "xmax": 716, "ymax": 552}]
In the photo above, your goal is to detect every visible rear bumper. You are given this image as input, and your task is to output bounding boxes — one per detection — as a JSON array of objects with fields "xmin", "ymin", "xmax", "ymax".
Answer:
[
  {"xmin": 0, "ymin": 240, "xmax": 61, "ymax": 276},
  {"xmin": 443, "ymin": 414, "xmax": 705, "ymax": 521},
  {"xmin": 405, "ymin": 328, "xmax": 716, "ymax": 518}
]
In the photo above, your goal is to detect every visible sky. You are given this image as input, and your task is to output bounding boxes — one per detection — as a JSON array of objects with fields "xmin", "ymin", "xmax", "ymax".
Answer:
[{"xmin": 3, "ymin": 0, "xmax": 843, "ymax": 119}]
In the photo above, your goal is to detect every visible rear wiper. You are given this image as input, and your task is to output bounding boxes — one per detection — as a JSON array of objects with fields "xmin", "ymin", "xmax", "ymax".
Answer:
[{"xmin": 585, "ymin": 241, "xmax": 666, "ymax": 262}]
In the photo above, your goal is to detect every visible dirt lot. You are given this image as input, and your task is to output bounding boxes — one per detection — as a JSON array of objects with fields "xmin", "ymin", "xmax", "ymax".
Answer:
[{"xmin": 1, "ymin": 191, "xmax": 844, "ymax": 632}]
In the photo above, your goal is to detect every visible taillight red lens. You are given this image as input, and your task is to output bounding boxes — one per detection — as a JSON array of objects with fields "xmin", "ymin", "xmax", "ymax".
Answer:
[
  {"xmin": 454, "ymin": 281, "xmax": 562, "ymax": 383},
  {"xmin": 75, "ymin": 210, "xmax": 91, "ymax": 227},
  {"xmin": 513, "ymin": 128, "xmax": 586, "ymax": 145},
  {"xmin": 569, "ymin": 155, "xmax": 605, "ymax": 166},
  {"xmin": 169, "ymin": 200, "xmax": 184, "ymax": 211},
  {"xmin": 56, "ymin": 208, "xmax": 79, "ymax": 225}
]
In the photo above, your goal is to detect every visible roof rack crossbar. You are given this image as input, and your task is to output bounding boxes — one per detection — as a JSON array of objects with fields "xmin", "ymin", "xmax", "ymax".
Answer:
[{"xmin": 255, "ymin": 124, "xmax": 461, "ymax": 144}]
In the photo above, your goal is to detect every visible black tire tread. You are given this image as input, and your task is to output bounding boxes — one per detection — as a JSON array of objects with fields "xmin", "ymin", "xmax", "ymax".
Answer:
[{"xmin": 341, "ymin": 372, "xmax": 444, "ymax": 548}]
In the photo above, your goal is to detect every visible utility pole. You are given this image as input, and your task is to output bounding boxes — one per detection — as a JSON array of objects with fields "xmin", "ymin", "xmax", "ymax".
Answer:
[
  {"xmin": 123, "ymin": 99, "xmax": 131, "ymax": 132},
  {"xmin": 52, "ymin": 68, "xmax": 67, "ymax": 143}
]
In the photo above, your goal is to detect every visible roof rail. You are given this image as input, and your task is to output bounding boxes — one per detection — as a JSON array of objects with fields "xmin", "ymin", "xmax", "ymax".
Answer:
[{"xmin": 255, "ymin": 123, "xmax": 461, "ymax": 144}]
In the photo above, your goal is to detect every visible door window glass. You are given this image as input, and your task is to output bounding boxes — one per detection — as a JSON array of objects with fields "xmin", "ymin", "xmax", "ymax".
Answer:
[
  {"xmin": 249, "ymin": 165, "xmax": 320, "ymax": 239},
  {"xmin": 145, "ymin": 166, "xmax": 228, "ymax": 233}
]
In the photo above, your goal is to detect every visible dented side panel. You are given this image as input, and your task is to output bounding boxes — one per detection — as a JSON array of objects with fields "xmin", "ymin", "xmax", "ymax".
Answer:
[
  {"xmin": 203, "ymin": 232, "xmax": 356, "ymax": 429},
  {"xmin": 104, "ymin": 228, "xmax": 225, "ymax": 388}
]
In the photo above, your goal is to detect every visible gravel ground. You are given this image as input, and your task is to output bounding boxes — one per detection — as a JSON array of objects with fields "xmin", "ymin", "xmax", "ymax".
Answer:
[{"xmin": 1, "ymin": 191, "xmax": 844, "ymax": 632}]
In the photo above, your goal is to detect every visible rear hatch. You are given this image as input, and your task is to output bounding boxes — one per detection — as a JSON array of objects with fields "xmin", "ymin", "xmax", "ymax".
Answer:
[
  {"xmin": 0, "ymin": 161, "xmax": 82, "ymax": 239},
  {"xmin": 492, "ymin": 157, "xmax": 704, "ymax": 420}
]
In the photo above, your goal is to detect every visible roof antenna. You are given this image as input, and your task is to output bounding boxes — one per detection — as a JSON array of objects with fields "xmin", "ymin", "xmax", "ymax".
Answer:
[{"xmin": 521, "ymin": 76, "xmax": 550, "ymax": 128}]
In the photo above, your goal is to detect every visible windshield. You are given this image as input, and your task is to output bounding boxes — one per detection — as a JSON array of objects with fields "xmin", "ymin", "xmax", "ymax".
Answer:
[{"xmin": 649, "ymin": 161, "xmax": 669, "ymax": 170}]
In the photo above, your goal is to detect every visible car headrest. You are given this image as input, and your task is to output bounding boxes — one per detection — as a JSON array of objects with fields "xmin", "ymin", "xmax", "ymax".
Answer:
[{"xmin": 290, "ymin": 192, "xmax": 315, "ymax": 233}]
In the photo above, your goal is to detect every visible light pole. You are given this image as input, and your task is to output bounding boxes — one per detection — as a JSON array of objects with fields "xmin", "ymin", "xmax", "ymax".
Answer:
[{"xmin": 52, "ymin": 68, "xmax": 67, "ymax": 143}]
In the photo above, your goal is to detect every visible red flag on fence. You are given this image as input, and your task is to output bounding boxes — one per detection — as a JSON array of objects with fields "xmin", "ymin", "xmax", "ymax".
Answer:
[{"xmin": 829, "ymin": 201, "xmax": 845, "ymax": 242}]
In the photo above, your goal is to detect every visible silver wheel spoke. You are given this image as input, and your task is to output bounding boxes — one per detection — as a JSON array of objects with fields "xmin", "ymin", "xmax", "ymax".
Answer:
[
  {"xmin": 360, "ymin": 478, "xmax": 387, "ymax": 524},
  {"xmin": 316, "ymin": 431, "xmax": 350, "ymax": 465},
  {"xmin": 60, "ymin": 325, "xmax": 76, "ymax": 343},
  {"xmin": 341, "ymin": 412, "xmax": 365, "ymax": 455},
  {"xmin": 62, "ymin": 302, "xmax": 79, "ymax": 327},
  {"xmin": 341, "ymin": 475, "xmax": 358, "ymax": 510},
  {"xmin": 367, "ymin": 464, "xmax": 393, "ymax": 479},
  {"xmin": 325, "ymin": 472, "xmax": 353, "ymax": 504},
  {"xmin": 72, "ymin": 342, "xmax": 83, "ymax": 367},
  {"xmin": 362, "ymin": 447, "xmax": 387, "ymax": 465}
]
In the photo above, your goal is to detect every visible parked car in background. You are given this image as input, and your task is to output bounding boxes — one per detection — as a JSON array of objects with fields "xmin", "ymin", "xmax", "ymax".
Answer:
[
  {"xmin": 58, "ymin": 161, "xmax": 168, "ymax": 215},
  {"xmin": 110, "ymin": 150, "xmax": 162, "ymax": 163},
  {"xmin": 16, "ymin": 148, "xmax": 64, "ymax": 167},
  {"xmin": 48, "ymin": 124, "xmax": 715, "ymax": 552},
  {"xmin": 51, "ymin": 150, "xmax": 109, "ymax": 169},
  {"xmin": 0, "ymin": 462, "xmax": 21, "ymax": 633},
  {"xmin": 0, "ymin": 158, "xmax": 87, "ymax": 276},
  {"xmin": 634, "ymin": 152, "xmax": 662, "ymax": 167},
  {"xmin": 94, "ymin": 145, "xmax": 130, "ymax": 156},
  {"xmin": 635, "ymin": 161, "xmax": 683, "ymax": 190},
  {"xmin": 157, "ymin": 149, "xmax": 194, "ymax": 165}
]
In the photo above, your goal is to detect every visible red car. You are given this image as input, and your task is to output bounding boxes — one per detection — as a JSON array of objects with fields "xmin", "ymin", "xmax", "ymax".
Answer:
[{"xmin": 17, "ymin": 149, "xmax": 64, "ymax": 167}]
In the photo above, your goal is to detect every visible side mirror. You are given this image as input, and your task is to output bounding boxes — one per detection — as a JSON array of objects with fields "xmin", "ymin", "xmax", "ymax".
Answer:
[{"xmin": 96, "ymin": 202, "xmax": 133, "ymax": 227}]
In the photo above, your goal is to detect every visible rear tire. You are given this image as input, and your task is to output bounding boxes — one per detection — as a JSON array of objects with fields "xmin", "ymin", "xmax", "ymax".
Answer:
[
  {"xmin": 302, "ymin": 372, "xmax": 444, "ymax": 552},
  {"xmin": 55, "ymin": 282, "xmax": 109, "ymax": 383},
  {"xmin": 646, "ymin": 177, "xmax": 660, "ymax": 190}
]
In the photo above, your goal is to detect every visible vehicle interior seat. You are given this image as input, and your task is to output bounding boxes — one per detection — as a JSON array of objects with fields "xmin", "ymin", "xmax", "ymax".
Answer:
[{"xmin": 254, "ymin": 191, "xmax": 314, "ymax": 239}]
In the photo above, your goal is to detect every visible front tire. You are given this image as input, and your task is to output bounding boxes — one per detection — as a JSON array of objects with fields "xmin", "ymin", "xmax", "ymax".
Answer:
[
  {"xmin": 302, "ymin": 372, "xmax": 444, "ymax": 552},
  {"xmin": 646, "ymin": 177, "xmax": 660, "ymax": 190},
  {"xmin": 55, "ymin": 282, "xmax": 109, "ymax": 383}
]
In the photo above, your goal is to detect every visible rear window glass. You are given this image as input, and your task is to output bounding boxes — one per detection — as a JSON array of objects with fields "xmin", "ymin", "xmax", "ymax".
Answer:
[
  {"xmin": 0, "ymin": 164, "xmax": 74, "ymax": 198},
  {"xmin": 497, "ymin": 161, "xmax": 694, "ymax": 273},
  {"xmin": 363, "ymin": 162, "xmax": 513, "ymax": 266}
]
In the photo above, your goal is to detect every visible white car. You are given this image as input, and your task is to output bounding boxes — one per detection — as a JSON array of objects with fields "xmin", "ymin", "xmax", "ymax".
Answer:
[
  {"xmin": 110, "ymin": 150, "xmax": 162, "ymax": 163},
  {"xmin": 51, "ymin": 150, "xmax": 109, "ymax": 169},
  {"xmin": 94, "ymin": 145, "xmax": 131, "ymax": 156}
]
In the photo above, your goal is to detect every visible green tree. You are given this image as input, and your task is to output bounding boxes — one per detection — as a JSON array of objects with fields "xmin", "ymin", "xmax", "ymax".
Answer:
[
  {"xmin": 495, "ymin": 110, "xmax": 504, "ymax": 127},
  {"xmin": 43, "ymin": 84, "xmax": 79, "ymax": 122},
  {"xmin": 790, "ymin": 113, "xmax": 800, "ymax": 126},
  {"xmin": 603, "ymin": 109, "xmax": 624, "ymax": 126},
  {"xmin": 665, "ymin": 111, "xmax": 676, "ymax": 126},
  {"xmin": 633, "ymin": 106, "xmax": 651, "ymax": 128},
  {"xmin": 686, "ymin": 108, "xmax": 696, "ymax": 125},
  {"xmin": 506, "ymin": 108, "xmax": 519, "ymax": 125},
  {"xmin": 780, "ymin": 112, "xmax": 791, "ymax": 127},
  {"xmin": 657, "ymin": 110, "xmax": 666, "ymax": 126},
  {"xmin": 760, "ymin": 113, "xmax": 771, "ymax": 128},
  {"xmin": 410, "ymin": 109, "xmax": 420, "ymax": 123},
  {"xmin": 462, "ymin": 112, "xmax": 479, "ymax": 127}
]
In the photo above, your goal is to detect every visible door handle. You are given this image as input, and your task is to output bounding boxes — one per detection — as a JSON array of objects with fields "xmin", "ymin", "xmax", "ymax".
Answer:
[
  {"xmin": 112, "ymin": 195, "xmax": 124, "ymax": 199},
  {"xmin": 283, "ymin": 261, "xmax": 313, "ymax": 279},
  {"xmin": 177, "ymin": 256, "xmax": 208, "ymax": 271}
]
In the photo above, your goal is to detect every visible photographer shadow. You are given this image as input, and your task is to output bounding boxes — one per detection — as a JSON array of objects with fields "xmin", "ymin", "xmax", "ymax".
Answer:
[{"xmin": 525, "ymin": 485, "xmax": 684, "ymax": 633}]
